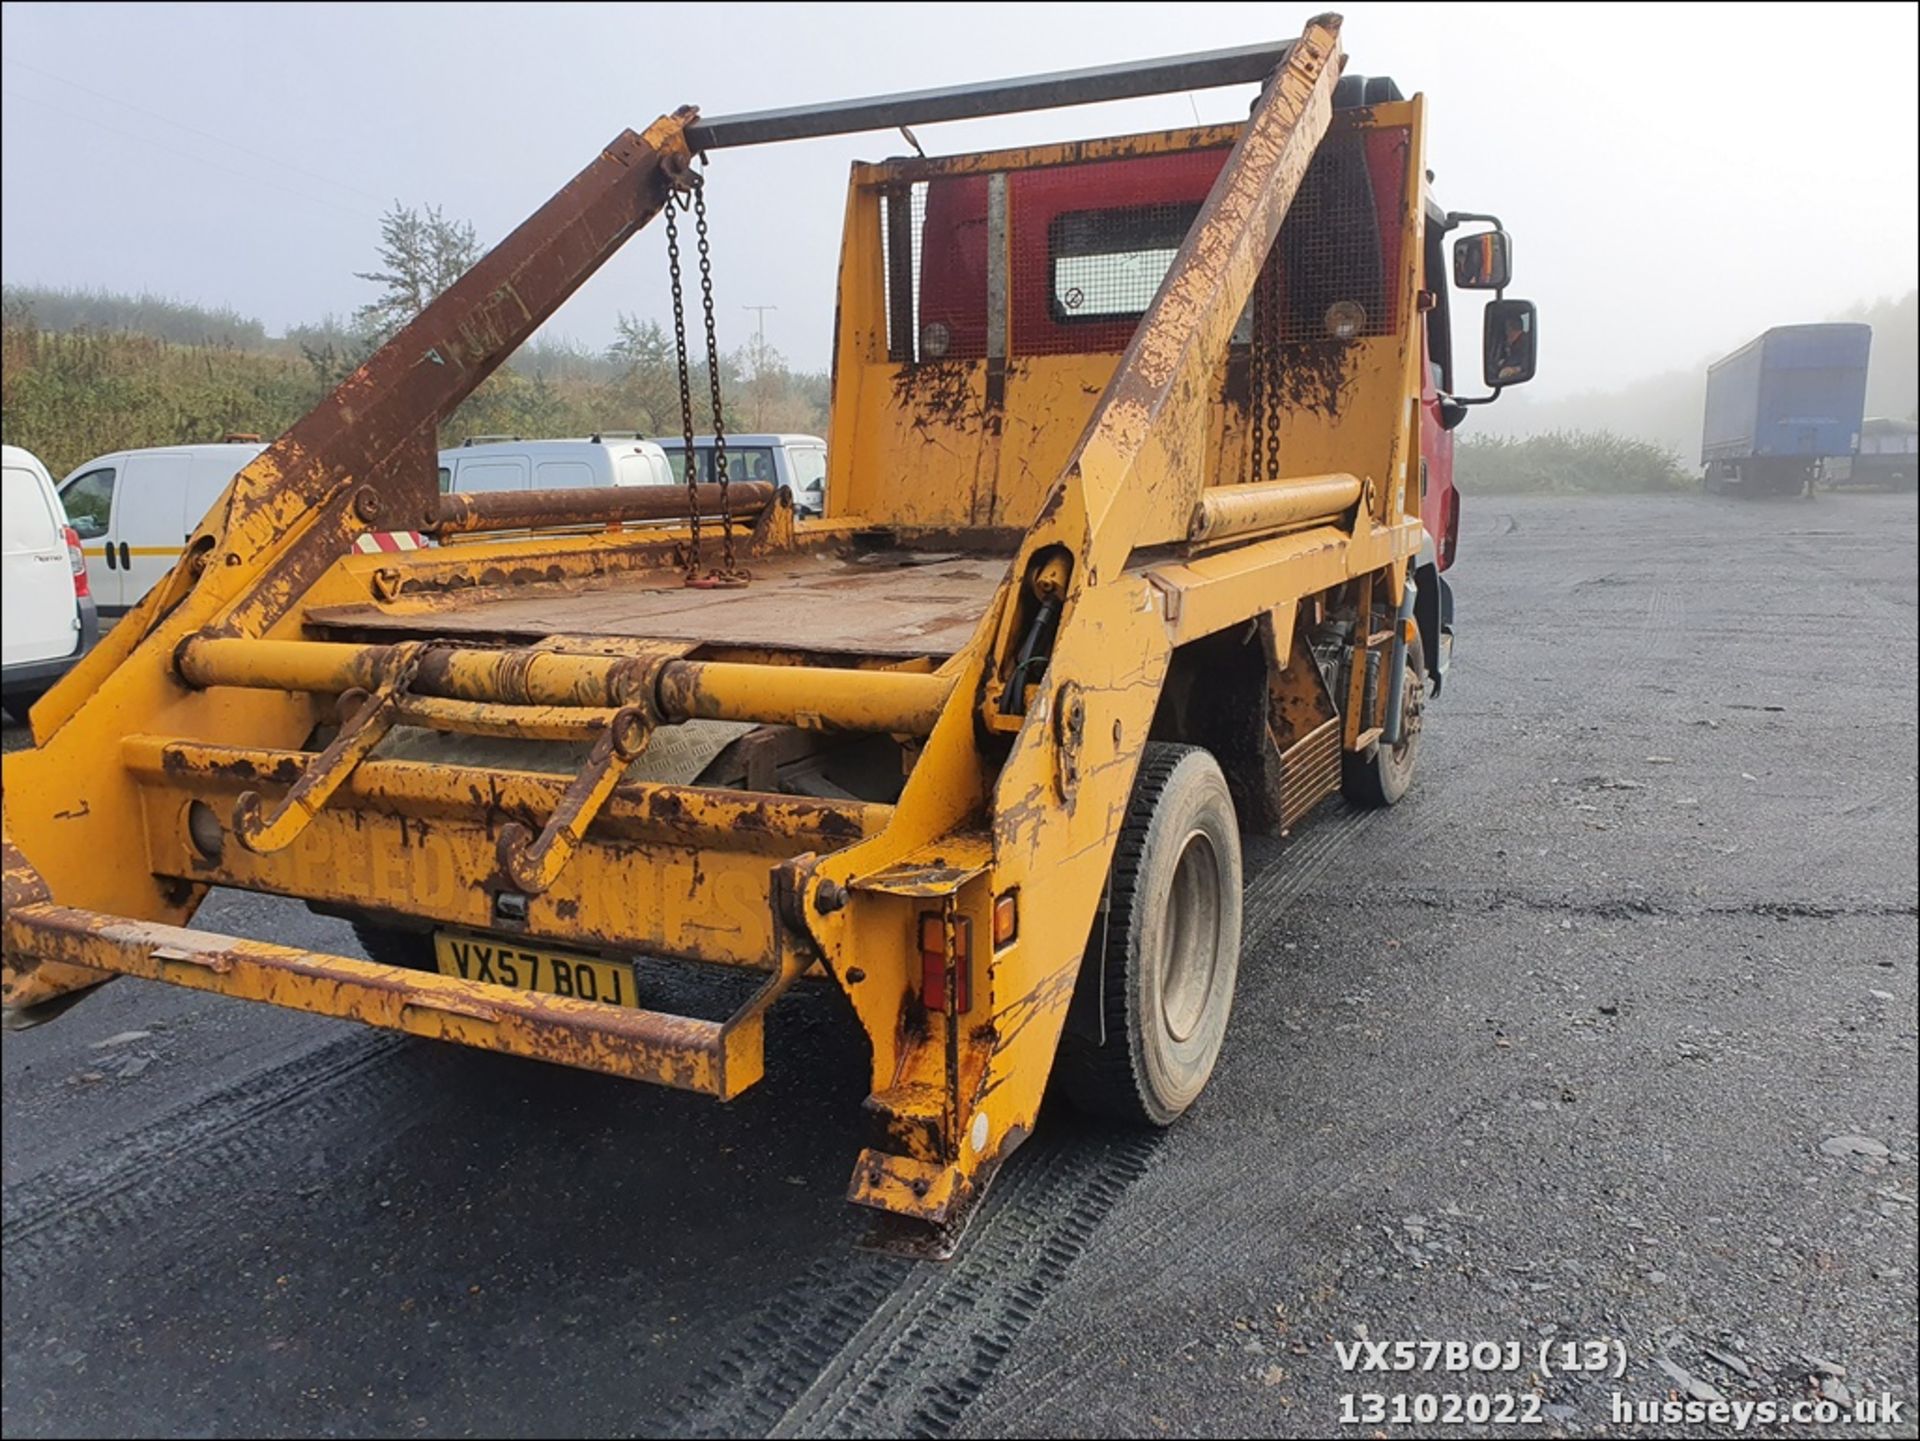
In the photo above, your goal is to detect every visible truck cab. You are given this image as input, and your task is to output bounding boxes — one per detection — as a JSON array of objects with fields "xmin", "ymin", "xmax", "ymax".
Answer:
[{"xmin": 910, "ymin": 80, "xmax": 1514, "ymax": 694}]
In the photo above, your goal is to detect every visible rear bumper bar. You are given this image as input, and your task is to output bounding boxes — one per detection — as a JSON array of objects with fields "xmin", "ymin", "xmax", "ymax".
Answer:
[{"xmin": 2, "ymin": 897, "xmax": 794, "ymax": 1098}]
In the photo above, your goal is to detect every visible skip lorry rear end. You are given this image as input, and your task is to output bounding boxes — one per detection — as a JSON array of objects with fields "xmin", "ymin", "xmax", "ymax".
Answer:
[{"xmin": 2, "ymin": 14, "xmax": 1535, "ymax": 1247}]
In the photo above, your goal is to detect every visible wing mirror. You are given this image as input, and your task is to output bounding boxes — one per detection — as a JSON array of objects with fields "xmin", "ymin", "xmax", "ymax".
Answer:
[
  {"xmin": 1452, "ymin": 228, "xmax": 1512, "ymax": 290},
  {"xmin": 1482, "ymin": 298, "xmax": 1538, "ymax": 389}
]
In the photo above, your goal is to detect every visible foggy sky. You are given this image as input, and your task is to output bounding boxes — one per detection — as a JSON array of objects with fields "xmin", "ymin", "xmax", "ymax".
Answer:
[{"xmin": 3, "ymin": 1, "xmax": 1916, "ymax": 401}]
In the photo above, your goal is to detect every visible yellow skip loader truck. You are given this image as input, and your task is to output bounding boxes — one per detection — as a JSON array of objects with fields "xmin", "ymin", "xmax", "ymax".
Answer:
[{"xmin": 2, "ymin": 15, "xmax": 1535, "ymax": 1245}]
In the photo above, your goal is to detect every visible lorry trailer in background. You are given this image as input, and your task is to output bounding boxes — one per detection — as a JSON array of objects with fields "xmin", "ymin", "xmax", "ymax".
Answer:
[
  {"xmin": 1701, "ymin": 323, "xmax": 1872, "ymax": 496},
  {"xmin": 1829, "ymin": 416, "xmax": 1918, "ymax": 491},
  {"xmin": 2, "ymin": 15, "xmax": 1537, "ymax": 1247}
]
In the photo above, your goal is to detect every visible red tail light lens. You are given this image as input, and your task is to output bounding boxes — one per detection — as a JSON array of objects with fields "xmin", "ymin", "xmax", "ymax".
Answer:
[
  {"xmin": 63, "ymin": 525, "xmax": 89, "ymax": 598},
  {"xmin": 919, "ymin": 912, "xmax": 973, "ymax": 1014}
]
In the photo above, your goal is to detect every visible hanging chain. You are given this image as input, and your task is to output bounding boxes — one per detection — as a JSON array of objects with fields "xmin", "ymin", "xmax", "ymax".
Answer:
[
  {"xmin": 662, "ymin": 170, "xmax": 746, "ymax": 588},
  {"xmin": 1261, "ymin": 267, "xmax": 1283, "ymax": 483},
  {"xmin": 663, "ymin": 192, "xmax": 702, "ymax": 580},
  {"xmin": 1248, "ymin": 268, "xmax": 1267, "ymax": 485},
  {"xmin": 692, "ymin": 180, "xmax": 744, "ymax": 583},
  {"xmin": 1247, "ymin": 252, "xmax": 1284, "ymax": 484}
]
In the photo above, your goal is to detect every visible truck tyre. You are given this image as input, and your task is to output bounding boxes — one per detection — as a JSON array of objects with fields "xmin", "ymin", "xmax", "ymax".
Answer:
[
  {"xmin": 351, "ymin": 919, "xmax": 434, "ymax": 972},
  {"xmin": 1055, "ymin": 743, "xmax": 1243, "ymax": 1126},
  {"xmin": 1341, "ymin": 636, "xmax": 1425, "ymax": 808},
  {"xmin": 3, "ymin": 686, "xmax": 49, "ymax": 726}
]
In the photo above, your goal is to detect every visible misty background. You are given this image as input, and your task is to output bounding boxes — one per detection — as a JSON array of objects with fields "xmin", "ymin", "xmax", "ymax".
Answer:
[{"xmin": 2, "ymin": 0, "xmax": 1916, "ymax": 475}]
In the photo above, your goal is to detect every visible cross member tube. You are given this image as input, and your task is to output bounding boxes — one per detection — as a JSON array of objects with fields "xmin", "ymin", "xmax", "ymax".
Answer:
[
  {"xmin": 686, "ymin": 35, "xmax": 1308, "ymax": 150},
  {"xmin": 1188, "ymin": 473, "xmax": 1363, "ymax": 542},
  {"xmin": 428, "ymin": 480, "xmax": 774, "ymax": 536},
  {"xmin": 174, "ymin": 637, "xmax": 954, "ymax": 736}
]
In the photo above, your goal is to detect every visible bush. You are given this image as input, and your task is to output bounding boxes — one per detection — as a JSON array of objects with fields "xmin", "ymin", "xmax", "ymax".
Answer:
[
  {"xmin": 1, "ymin": 284, "xmax": 268, "ymax": 349},
  {"xmin": 0, "ymin": 314, "xmax": 324, "ymax": 478},
  {"xmin": 1455, "ymin": 429, "xmax": 1693, "ymax": 495},
  {"xmin": 1, "ymin": 309, "xmax": 832, "ymax": 479}
]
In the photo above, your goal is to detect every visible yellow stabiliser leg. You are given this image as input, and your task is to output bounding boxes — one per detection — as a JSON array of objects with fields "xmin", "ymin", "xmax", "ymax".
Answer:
[
  {"xmin": 495, "ymin": 705, "xmax": 653, "ymax": 894},
  {"xmin": 231, "ymin": 643, "xmax": 425, "ymax": 853}
]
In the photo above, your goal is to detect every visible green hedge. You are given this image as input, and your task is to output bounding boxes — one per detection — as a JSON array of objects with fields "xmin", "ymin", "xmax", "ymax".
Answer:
[
  {"xmin": 1, "ymin": 314, "xmax": 830, "ymax": 480},
  {"xmin": 1, "ymin": 322, "xmax": 322, "ymax": 479},
  {"xmin": 1455, "ymin": 429, "xmax": 1693, "ymax": 495}
]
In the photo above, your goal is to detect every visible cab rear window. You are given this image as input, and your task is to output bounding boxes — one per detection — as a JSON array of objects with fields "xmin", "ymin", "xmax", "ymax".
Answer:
[{"xmin": 1048, "ymin": 203, "xmax": 1201, "ymax": 323}]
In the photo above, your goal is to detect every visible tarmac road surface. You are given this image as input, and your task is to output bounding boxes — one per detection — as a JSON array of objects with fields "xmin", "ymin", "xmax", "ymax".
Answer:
[{"xmin": 4, "ymin": 491, "xmax": 1916, "ymax": 1438}]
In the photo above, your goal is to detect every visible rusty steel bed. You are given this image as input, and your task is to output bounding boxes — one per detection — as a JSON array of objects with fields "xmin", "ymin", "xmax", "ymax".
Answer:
[{"xmin": 303, "ymin": 548, "xmax": 1007, "ymax": 660}]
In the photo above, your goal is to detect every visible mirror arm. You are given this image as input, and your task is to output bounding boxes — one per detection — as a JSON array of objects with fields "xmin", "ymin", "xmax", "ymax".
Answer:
[
  {"xmin": 1451, "ymin": 387, "xmax": 1506, "ymax": 408},
  {"xmin": 1443, "ymin": 209, "xmax": 1505, "ymax": 233}
]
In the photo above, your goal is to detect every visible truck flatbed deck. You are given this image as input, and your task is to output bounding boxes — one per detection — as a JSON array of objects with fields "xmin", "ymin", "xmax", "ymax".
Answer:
[{"xmin": 304, "ymin": 547, "xmax": 1004, "ymax": 660}]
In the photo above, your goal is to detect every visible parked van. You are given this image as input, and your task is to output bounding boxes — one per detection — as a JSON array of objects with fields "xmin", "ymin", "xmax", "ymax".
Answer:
[
  {"xmin": 654, "ymin": 433, "xmax": 828, "ymax": 516},
  {"xmin": 58, "ymin": 441, "xmax": 265, "ymax": 615},
  {"xmin": 438, "ymin": 434, "xmax": 676, "ymax": 493},
  {"xmin": 3, "ymin": 443, "xmax": 97, "ymax": 721}
]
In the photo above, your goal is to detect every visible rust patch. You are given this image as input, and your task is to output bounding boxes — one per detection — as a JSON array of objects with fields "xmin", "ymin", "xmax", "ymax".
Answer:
[
  {"xmin": 163, "ymin": 749, "xmax": 305, "ymax": 787},
  {"xmin": 3, "ymin": 840, "xmax": 52, "ymax": 911},
  {"xmin": 894, "ymin": 360, "xmax": 986, "ymax": 431},
  {"xmin": 1276, "ymin": 337, "xmax": 1356, "ymax": 416}
]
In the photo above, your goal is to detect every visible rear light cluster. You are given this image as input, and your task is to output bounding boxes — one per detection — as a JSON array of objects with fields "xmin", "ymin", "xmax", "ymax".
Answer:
[
  {"xmin": 917, "ymin": 892, "xmax": 1019, "ymax": 1016},
  {"xmin": 919, "ymin": 914, "xmax": 972, "ymax": 1013},
  {"xmin": 63, "ymin": 526, "xmax": 89, "ymax": 598}
]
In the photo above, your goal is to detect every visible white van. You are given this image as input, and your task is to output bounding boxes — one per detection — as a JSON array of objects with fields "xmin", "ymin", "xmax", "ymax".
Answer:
[
  {"xmin": 3, "ymin": 443, "xmax": 98, "ymax": 721},
  {"xmin": 438, "ymin": 434, "xmax": 676, "ymax": 494},
  {"xmin": 58, "ymin": 441, "xmax": 266, "ymax": 615},
  {"xmin": 654, "ymin": 434, "xmax": 829, "ymax": 516}
]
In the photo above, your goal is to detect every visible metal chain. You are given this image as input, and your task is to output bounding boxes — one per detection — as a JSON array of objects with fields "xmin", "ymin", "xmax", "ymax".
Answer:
[
  {"xmin": 1261, "ymin": 266, "xmax": 1283, "ymax": 483},
  {"xmin": 663, "ymin": 192, "xmax": 702, "ymax": 580},
  {"xmin": 691, "ymin": 181, "xmax": 743, "ymax": 581},
  {"xmin": 1248, "ymin": 270, "xmax": 1267, "ymax": 484},
  {"xmin": 1248, "ymin": 252, "xmax": 1284, "ymax": 483}
]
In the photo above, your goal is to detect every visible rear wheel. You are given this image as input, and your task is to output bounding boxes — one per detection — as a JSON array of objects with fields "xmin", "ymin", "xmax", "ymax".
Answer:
[
  {"xmin": 1342, "ymin": 636, "xmax": 1425, "ymax": 808},
  {"xmin": 351, "ymin": 918, "xmax": 435, "ymax": 971},
  {"xmin": 1055, "ymin": 743, "xmax": 1243, "ymax": 1126},
  {"xmin": 3, "ymin": 687, "xmax": 48, "ymax": 726}
]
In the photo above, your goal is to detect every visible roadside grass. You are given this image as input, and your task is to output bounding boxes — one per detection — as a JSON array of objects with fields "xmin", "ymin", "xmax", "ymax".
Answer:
[
  {"xmin": 1, "ymin": 322, "xmax": 321, "ymax": 480},
  {"xmin": 1456, "ymin": 428, "xmax": 1694, "ymax": 495},
  {"xmin": 1, "ymin": 309, "xmax": 829, "ymax": 479}
]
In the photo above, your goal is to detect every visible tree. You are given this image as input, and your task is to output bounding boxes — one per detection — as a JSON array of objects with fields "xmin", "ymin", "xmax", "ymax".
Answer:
[
  {"xmin": 354, "ymin": 202, "xmax": 481, "ymax": 345},
  {"xmin": 606, "ymin": 312, "xmax": 682, "ymax": 434},
  {"xmin": 608, "ymin": 313, "xmax": 669, "ymax": 371},
  {"xmin": 290, "ymin": 312, "xmax": 369, "ymax": 387}
]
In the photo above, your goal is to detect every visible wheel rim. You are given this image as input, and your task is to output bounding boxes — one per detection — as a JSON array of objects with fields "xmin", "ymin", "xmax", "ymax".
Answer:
[
  {"xmin": 1159, "ymin": 828, "xmax": 1222, "ymax": 1044},
  {"xmin": 1384, "ymin": 660, "xmax": 1424, "ymax": 776}
]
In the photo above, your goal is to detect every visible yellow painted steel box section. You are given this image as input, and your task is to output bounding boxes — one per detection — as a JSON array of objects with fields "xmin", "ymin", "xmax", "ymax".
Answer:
[{"xmin": 3, "ymin": 15, "xmax": 1438, "ymax": 1233}]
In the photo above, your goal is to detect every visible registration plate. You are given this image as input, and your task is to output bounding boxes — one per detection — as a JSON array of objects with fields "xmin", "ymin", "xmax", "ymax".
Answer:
[{"xmin": 433, "ymin": 931, "xmax": 636, "ymax": 1008}]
